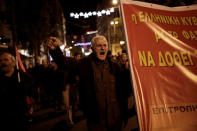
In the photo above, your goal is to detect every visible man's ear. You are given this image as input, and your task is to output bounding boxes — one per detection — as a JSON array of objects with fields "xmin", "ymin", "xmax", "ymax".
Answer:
[
  {"xmin": 11, "ymin": 60, "xmax": 16, "ymax": 68},
  {"xmin": 10, "ymin": 55, "xmax": 16, "ymax": 68},
  {"xmin": 91, "ymin": 46, "xmax": 95, "ymax": 52},
  {"xmin": 91, "ymin": 47, "xmax": 94, "ymax": 52}
]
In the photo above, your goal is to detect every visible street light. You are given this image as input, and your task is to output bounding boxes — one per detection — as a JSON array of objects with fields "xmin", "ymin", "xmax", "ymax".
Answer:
[
  {"xmin": 110, "ymin": 20, "xmax": 119, "ymax": 25},
  {"xmin": 120, "ymin": 41, "xmax": 125, "ymax": 45},
  {"xmin": 113, "ymin": 0, "xmax": 118, "ymax": 5},
  {"xmin": 110, "ymin": 19, "xmax": 119, "ymax": 43},
  {"xmin": 110, "ymin": 21, "xmax": 114, "ymax": 25}
]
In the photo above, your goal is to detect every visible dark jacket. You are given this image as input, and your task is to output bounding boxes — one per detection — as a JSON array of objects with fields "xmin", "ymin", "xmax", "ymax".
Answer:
[
  {"xmin": 0, "ymin": 70, "xmax": 33, "ymax": 130},
  {"xmin": 50, "ymin": 48, "xmax": 131, "ymax": 124}
]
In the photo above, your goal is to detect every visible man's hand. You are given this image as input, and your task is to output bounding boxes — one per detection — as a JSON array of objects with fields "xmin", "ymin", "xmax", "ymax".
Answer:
[{"xmin": 46, "ymin": 37, "xmax": 61, "ymax": 50}]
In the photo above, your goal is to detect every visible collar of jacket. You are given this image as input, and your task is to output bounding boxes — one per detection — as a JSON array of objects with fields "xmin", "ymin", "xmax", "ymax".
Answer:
[
  {"xmin": 88, "ymin": 53, "xmax": 119, "ymax": 75},
  {"xmin": 90, "ymin": 53, "xmax": 108, "ymax": 65}
]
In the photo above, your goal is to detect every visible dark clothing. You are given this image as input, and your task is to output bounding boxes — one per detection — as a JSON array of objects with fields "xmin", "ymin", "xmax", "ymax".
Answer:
[
  {"xmin": 50, "ymin": 48, "xmax": 131, "ymax": 130},
  {"xmin": 0, "ymin": 70, "xmax": 33, "ymax": 130},
  {"xmin": 92, "ymin": 59, "xmax": 120, "ymax": 128},
  {"xmin": 118, "ymin": 62, "xmax": 133, "ymax": 125},
  {"xmin": 30, "ymin": 64, "xmax": 51, "ymax": 107},
  {"xmin": 30, "ymin": 64, "xmax": 44, "ymax": 104},
  {"xmin": 46, "ymin": 67, "xmax": 65, "ymax": 109}
]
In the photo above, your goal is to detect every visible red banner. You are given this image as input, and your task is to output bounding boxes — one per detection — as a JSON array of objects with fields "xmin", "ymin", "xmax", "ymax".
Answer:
[{"xmin": 121, "ymin": 1, "xmax": 197, "ymax": 130}]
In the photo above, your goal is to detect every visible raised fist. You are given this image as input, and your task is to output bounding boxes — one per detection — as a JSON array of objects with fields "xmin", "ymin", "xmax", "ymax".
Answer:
[{"xmin": 46, "ymin": 37, "xmax": 61, "ymax": 50}]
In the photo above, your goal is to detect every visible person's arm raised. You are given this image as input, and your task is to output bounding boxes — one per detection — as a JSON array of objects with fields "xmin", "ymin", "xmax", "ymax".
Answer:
[{"xmin": 46, "ymin": 36, "xmax": 75, "ymax": 71}]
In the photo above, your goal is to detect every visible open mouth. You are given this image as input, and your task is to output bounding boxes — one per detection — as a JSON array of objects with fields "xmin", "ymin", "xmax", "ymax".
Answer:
[
  {"xmin": 0, "ymin": 65, "xmax": 7, "ymax": 68},
  {"xmin": 100, "ymin": 51, "xmax": 105, "ymax": 55}
]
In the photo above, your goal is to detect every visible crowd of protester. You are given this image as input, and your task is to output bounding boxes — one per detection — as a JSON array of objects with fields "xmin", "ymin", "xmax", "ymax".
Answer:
[{"xmin": 0, "ymin": 35, "xmax": 136, "ymax": 131}]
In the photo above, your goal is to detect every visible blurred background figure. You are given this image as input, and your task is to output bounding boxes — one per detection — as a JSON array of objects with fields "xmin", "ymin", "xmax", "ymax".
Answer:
[
  {"xmin": 74, "ymin": 52, "xmax": 82, "ymax": 61},
  {"xmin": 0, "ymin": 51, "xmax": 33, "ymax": 131},
  {"xmin": 39, "ymin": 58, "xmax": 49, "ymax": 108},
  {"xmin": 47, "ymin": 61, "xmax": 64, "ymax": 111},
  {"xmin": 118, "ymin": 52, "xmax": 136, "ymax": 124},
  {"xmin": 30, "ymin": 56, "xmax": 43, "ymax": 107},
  {"xmin": 118, "ymin": 53, "xmax": 129, "ymax": 69}
]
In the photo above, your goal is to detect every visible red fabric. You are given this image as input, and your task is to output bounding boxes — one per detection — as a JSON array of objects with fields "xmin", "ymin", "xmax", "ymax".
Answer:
[
  {"xmin": 14, "ymin": 43, "xmax": 26, "ymax": 72},
  {"xmin": 26, "ymin": 96, "xmax": 32, "ymax": 105},
  {"xmin": 122, "ymin": 2, "xmax": 197, "ymax": 130}
]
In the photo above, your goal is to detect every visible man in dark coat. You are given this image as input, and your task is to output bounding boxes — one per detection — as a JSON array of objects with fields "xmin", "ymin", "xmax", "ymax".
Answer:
[
  {"xmin": 0, "ymin": 52, "xmax": 33, "ymax": 130},
  {"xmin": 47, "ymin": 35, "xmax": 132, "ymax": 131}
]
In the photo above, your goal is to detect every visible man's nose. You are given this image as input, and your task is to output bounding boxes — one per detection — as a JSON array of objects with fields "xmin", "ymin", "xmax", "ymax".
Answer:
[{"xmin": 101, "ymin": 45, "xmax": 105, "ymax": 49}]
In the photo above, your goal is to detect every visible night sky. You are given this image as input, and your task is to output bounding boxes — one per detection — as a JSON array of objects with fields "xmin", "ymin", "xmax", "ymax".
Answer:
[{"xmin": 59, "ymin": 0, "xmax": 104, "ymax": 35}]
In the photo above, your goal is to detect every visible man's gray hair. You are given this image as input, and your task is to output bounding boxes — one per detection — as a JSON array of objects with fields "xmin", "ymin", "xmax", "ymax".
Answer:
[{"xmin": 91, "ymin": 35, "xmax": 108, "ymax": 48}]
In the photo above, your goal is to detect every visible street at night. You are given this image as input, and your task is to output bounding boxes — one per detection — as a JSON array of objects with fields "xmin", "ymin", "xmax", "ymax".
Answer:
[{"xmin": 1, "ymin": 0, "xmax": 197, "ymax": 131}]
